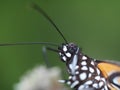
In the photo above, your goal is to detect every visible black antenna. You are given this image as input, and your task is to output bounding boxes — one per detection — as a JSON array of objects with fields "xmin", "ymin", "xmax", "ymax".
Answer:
[
  {"xmin": 0, "ymin": 42, "xmax": 58, "ymax": 47},
  {"xmin": 31, "ymin": 3, "xmax": 68, "ymax": 43}
]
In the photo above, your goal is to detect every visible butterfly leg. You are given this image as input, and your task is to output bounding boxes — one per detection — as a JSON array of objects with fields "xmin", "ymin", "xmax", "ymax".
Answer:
[
  {"xmin": 42, "ymin": 46, "xmax": 59, "ymax": 67},
  {"xmin": 42, "ymin": 46, "xmax": 51, "ymax": 67},
  {"xmin": 42, "ymin": 46, "xmax": 70, "ymax": 82}
]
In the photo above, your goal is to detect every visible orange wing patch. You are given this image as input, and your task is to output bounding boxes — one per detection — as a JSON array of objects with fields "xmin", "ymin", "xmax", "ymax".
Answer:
[
  {"xmin": 97, "ymin": 62, "xmax": 120, "ymax": 78},
  {"xmin": 97, "ymin": 62, "xmax": 120, "ymax": 90}
]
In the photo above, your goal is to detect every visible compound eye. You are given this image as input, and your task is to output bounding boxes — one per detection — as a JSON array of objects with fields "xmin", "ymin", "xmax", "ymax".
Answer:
[{"xmin": 68, "ymin": 46, "xmax": 77, "ymax": 54}]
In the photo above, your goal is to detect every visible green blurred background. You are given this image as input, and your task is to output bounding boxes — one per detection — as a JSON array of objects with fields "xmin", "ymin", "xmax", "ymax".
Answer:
[{"xmin": 0, "ymin": 0, "xmax": 120, "ymax": 90}]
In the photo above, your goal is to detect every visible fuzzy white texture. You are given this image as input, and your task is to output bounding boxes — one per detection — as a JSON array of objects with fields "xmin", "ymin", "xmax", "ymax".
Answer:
[{"xmin": 14, "ymin": 65, "xmax": 68, "ymax": 90}]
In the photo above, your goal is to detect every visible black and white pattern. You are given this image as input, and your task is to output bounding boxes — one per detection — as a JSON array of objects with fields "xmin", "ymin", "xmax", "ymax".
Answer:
[{"xmin": 58, "ymin": 43, "xmax": 109, "ymax": 90}]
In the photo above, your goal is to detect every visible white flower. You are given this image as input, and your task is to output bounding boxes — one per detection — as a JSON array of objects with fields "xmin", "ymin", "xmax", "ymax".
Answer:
[{"xmin": 14, "ymin": 65, "xmax": 68, "ymax": 90}]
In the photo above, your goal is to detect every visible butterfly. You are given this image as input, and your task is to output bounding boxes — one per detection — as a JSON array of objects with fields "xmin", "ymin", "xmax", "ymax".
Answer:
[
  {"xmin": 57, "ymin": 42, "xmax": 120, "ymax": 90},
  {"xmin": 1, "ymin": 3, "xmax": 120, "ymax": 90}
]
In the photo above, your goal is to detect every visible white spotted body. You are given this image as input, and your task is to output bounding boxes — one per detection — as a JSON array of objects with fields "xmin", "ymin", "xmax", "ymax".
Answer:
[{"xmin": 58, "ymin": 43, "xmax": 109, "ymax": 90}]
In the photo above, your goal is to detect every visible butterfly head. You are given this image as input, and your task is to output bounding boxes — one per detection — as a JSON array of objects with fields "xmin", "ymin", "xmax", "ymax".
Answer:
[{"xmin": 58, "ymin": 43, "xmax": 80, "ymax": 62}]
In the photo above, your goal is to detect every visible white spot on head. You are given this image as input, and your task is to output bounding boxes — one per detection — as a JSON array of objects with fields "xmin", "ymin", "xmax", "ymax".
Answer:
[
  {"xmin": 79, "ymin": 72, "xmax": 87, "ymax": 80},
  {"xmin": 85, "ymin": 80, "xmax": 93, "ymax": 85},
  {"xmin": 81, "ymin": 66, "xmax": 88, "ymax": 70},
  {"xmin": 82, "ymin": 56, "xmax": 87, "ymax": 60},
  {"xmin": 62, "ymin": 56, "xmax": 67, "ymax": 61},
  {"xmin": 95, "ymin": 76, "xmax": 101, "ymax": 81},
  {"xmin": 89, "ymin": 67, "xmax": 95, "ymax": 73},
  {"xmin": 78, "ymin": 85, "xmax": 85, "ymax": 90},
  {"xmin": 66, "ymin": 52, "xmax": 71, "ymax": 57},
  {"xmin": 99, "ymin": 81, "xmax": 104, "ymax": 88},
  {"xmin": 63, "ymin": 45, "xmax": 67, "ymax": 52},
  {"xmin": 81, "ymin": 61, "xmax": 87, "ymax": 65},
  {"xmin": 70, "ymin": 80, "xmax": 79, "ymax": 88},
  {"xmin": 93, "ymin": 83, "xmax": 98, "ymax": 88}
]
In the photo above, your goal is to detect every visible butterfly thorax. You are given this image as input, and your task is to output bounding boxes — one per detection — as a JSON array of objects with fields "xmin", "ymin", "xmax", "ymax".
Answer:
[{"xmin": 58, "ymin": 43, "xmax": 110, "ymax": 90}]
